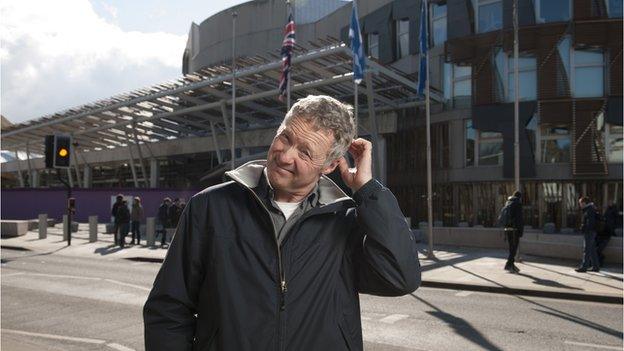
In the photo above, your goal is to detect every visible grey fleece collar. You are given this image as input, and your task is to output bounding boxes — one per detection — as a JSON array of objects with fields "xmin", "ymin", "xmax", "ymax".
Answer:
[{"xmin": 225, "ymin": 160, "xmax": 352, "ymax": 206}]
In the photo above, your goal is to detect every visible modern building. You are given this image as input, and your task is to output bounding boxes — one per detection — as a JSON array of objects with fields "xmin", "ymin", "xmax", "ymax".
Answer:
[{"xmin": 1, "ymin": 0, "xmax": 622, "ymax": 231}]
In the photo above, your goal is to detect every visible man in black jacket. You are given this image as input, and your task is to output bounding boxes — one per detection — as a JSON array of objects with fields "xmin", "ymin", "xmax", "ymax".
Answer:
[
  {"xmin": 111, "ymin": 194, "xmax": 124, "ymax": 246},
  {"xmin": 576, "ymin": 196, "xmax": 600, "ymax": 272},
  {"xmin": 503, "ymin": 191, "xmax": 523, "ymax": 273},
  {"xmin": 143, "ymin": 95, "xmax": 421, "ymax": 351}
]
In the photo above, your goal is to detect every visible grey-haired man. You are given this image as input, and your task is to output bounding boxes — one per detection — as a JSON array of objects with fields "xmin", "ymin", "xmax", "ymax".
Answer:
[{"xmin": 144, "ymin": 95, "xmax": 421, "ymax": 350}]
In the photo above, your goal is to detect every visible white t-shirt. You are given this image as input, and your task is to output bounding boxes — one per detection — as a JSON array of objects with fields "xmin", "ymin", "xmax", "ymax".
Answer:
[{"xmin": 274, "ymin": 200, "xmax": 303, "ymax": 220}]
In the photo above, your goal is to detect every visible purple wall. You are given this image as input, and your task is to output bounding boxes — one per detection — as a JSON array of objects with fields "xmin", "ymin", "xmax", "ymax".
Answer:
[{"xmin": 1, "ymin": 187, "xmax": 201, "ymax": 222}]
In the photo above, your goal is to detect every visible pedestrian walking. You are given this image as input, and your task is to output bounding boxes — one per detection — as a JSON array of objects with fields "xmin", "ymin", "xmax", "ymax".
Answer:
[
  {"xmin": 117, "ymin": 200, "xmax": 131, "ymax": 249},
  {"xmin": 575, "ymin": 196, "xmax": 600, "ymax": 272},
  {"xmin": 111, "ymin": 194, "xmax": 124, "ymax": 246},
  {"xmin": 596, "ymin": 201, "xmax": 618, "ymax": 266},
  {"xmin": 168, "ymin": 198, "xmax": 183, "ymax": 230},
  {"xmin": 131, "ymin": 197, "xmax": 144, "ymax": 245},
  {"xmin": 156, "ymin": 198, "xmax": 171, "ymax": 247},
  {"xmin": 143, "ymin": 95, "xmax": 420, "ymax": 350},
  {"xmin": 498, "ymin": 190, "xmax": 523, "ymax": 273}
]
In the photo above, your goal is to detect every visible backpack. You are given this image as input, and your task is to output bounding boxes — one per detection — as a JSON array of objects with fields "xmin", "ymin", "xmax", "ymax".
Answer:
[{"xmin": 497, "ymin": 202, "xmax": 514, "ymax": 228}]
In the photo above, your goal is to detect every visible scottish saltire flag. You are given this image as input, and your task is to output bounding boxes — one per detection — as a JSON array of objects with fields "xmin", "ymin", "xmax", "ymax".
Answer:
[
  {"xmin": 278, "ymin": 12, "xmax": 296, "ymax": 101},
  {"xmin": 349, "ymin": 1, "xmax": 366, "ymax": 84},
  {"xmin": 418, "ymin": 0, "xmax": 428, "ymax": 95}
]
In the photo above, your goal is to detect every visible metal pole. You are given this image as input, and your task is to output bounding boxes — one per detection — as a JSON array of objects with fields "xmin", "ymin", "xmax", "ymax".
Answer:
[
  {"xmin": 513, "ymin": 0, "xmax": 520, "ymax": 191},
  {"xmin": 57, "ymin": 169, "xmax": 72, "ymax": 246},
  {"xmin": 512, "ymin": 0, "xmax": 522, "ymax": 262},
  {"xmin": 287, "ymin": 0, "xmax": 292, "ymax": 110},
  {"xmin": 14, "ymin": 150, "xmax": 25, "ymax": 187},
  {"xmin": 354, "ymin": 82, "xmax": 359, "ymax": 136},
  {"xmin": 231, "ymin": 11, "xmax": 238, "ymax": 171},
  {"xmin": 424, "ymin": 0, "xmax": 435, "ymax": 259}
]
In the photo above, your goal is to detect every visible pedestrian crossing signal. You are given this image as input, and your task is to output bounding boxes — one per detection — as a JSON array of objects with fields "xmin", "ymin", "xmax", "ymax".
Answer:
[{"xmin": 44, "ymin": 135, "xmax": 71, "ymax": 169}]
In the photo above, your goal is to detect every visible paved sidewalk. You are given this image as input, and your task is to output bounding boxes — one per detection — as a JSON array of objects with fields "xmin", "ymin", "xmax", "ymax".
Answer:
[{"xmin": 2, "ymin": 224, "xmax": 622, "ymax": 303}]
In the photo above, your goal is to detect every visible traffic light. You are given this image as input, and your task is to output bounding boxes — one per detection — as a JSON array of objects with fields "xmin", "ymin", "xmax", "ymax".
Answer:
[{"xmin": 44, "ymin": 134, "xmax": 71, "ymax": 169}]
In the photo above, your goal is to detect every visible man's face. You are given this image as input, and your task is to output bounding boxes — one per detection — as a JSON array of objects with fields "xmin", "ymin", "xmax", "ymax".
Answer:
[{"xmin": 266, "ymin": 116, "xmax": 338, "ymax": 198}]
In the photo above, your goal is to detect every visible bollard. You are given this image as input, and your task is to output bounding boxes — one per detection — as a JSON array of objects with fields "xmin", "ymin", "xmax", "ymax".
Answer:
[
  {"xmin": 62, "ymin": 215, "xmax": 69, "ymax": 241},
  {"xmin": 146, "ymin": 217, "xmax": 156, "ymax": 247},
  {"xmin": 38, "ymin": 214, "xmax": 47, "ymax": 239},
  {"xmin": 89, "ymin": 216, "xmax": 98, "ymax": 243}
]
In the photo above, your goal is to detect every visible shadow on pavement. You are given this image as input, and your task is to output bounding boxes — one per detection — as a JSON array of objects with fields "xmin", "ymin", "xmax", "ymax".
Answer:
[
  {"xmin": 410, "ymin": 294, "xmax": 503, "ymax": 351},
  {"xmin": 516, "ymin": 272, "xmax": 582, "ymax": 290},
  {"xmin": 521, "ymin": 262, "xmax": 622, "ymax": 290},
  {"xmin": 450, "ymin": 264, "xmax": 623, "ymax": 339},
  {"xmin": 94, "ymin": 245, "xmax": 124, "ymax": 256}
]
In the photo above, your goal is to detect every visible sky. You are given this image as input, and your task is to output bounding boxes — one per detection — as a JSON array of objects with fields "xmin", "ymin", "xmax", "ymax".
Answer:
[{"xmin": 0, "ymin": 0, "xmax": 249, "ymax": 124}]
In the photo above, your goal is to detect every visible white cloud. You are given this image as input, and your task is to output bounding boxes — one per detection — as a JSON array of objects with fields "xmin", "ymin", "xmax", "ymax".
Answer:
[
  {"xmin": 0, "ymin": 0, "xmax": 187, "ymax": 123},
  {"xmin": 101, "ymin": 1, "xmax": 118, "ymax": 19}
]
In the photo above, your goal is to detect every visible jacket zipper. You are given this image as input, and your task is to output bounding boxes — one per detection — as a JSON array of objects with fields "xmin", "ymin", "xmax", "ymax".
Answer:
[{"xmin": 244, "ymin": 190, "xmax": 287, "ymax": 351}]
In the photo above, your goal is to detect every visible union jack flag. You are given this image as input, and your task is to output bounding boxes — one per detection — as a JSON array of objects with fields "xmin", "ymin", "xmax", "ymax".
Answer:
[{"xmin": 278, "ymin": 12, "xmax": 295, "ymax": 101}]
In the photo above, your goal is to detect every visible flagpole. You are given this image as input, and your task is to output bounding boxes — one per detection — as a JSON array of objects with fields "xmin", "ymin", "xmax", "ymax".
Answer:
[
  {"xmin": 424, "ymin": 0, "xmax": 435, "ymax": 260},
  {"xmin": 287, "ymin": 0, "xmax": 292, "ymax": 110},
  {"xmin": 354, "ymin": 82, "xmax": 358, "ymax": 136},
  {"xmin": 231, "ymin": 11, "xmax": 237, "ymax": 171}
]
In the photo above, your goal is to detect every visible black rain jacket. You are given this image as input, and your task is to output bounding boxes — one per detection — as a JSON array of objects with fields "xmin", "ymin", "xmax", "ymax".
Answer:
[{"xmin": 143, "ymin": 161, "xmax": 421, "ymax": 351}]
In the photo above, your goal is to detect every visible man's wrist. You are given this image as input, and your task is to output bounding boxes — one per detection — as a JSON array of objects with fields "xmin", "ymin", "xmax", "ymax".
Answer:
[{"xmin": 353, "ymin": 179, "xmax": 382, "ymax": 205}]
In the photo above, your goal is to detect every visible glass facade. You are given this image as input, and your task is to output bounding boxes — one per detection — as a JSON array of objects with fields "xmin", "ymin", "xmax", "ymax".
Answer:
[
  {"xmin": 477, "ymin": 0, "xmax": 503, "ymax": 33},
  {"xmin": 465, "ymin": 120, "xmax": 476, "ymax": 166},
  {"xmin": 540, "ymin": 125, "xmax": 571, "ymax": 163},
  {"xmin": 453, "ymin": 65, "xmax": 472, "ymax": 97},
  {"xmin": 535, "ymin": 0, "xmax": 571, "ymax": 23},
  {"xmin": 573, "ymin": 49, "xmax": 604, "ymax": 98},
  {"xmin": 396, "ymin": 19, "xmax": 410, "ymax": 59},
  {"xmin": 608, "ymin": 0, "xmax": 623, "ymax": 18},
  {"xmin": 608, "ymin": 124, "xmax": 623, "ymax": 163},
  {"xmin": 431, "ymin": 3, "xmax": 447, "ymax": 46},
  {"xmin": 368, "ymin": 33, "xmax": 379, "ymax": 59}
]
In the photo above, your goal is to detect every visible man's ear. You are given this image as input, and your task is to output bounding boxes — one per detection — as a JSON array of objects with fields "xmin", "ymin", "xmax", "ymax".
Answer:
[{"xmin": 321, "ymin": 158, "xmax": 340, "ymax": 175}]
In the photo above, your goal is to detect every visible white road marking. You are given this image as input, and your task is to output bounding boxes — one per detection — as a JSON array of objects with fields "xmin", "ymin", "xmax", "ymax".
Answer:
[
  {"xmin": 2, "ymin": 272, "xmax": 26, "ymax": 278},
  {"xmin": 2, "ymin": 328, "xmax": 106, "ymax": 344},
  {"xmin": 104, "ymin": 278, "xmax": 151, "ymax": 291},
  {"xmin": 379, "ymin": 314, "xmax": 409, "ymax": 324},
  {"xmin": 26, "ymin": 273, "xmax": 101, "ymax": 281},
  {"xmin": 564, "ymin": 340, "xmax": 623, "ymax": 350},
  {"xmin": 455, "ymin": 291, "xmax": 474, "ymax": 297},
  {"xmin": 106, "ymin": 342, "xmax": 136, "ymax": 351}
]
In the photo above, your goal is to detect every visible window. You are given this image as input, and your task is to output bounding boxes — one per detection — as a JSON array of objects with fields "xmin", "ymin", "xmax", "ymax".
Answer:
[
  {"xmin": 465, "ymin": 120, "xmax": 503, "ymax": 166},
  {"xmin": 431, "ymin": 3, "xmax": 447, "ymax": 46},
  {"xmin": 607, "ymin": 0, "xmax": 623, "ymax": 18},
  {"xmin": 476, "ymin": 0, "xmax": 503, "ymax": 33},
  {"xmin": 507, "ymin": 56, "xmax": 537, "ymax": 101},
  {"xmin": 367, "ymin": 33, "xmax": 379, "ymax": 59},
  {"xmin": 396, "ymin": 19, "xmax": 410, "ymax": 59},
  {"xmin": 607, "ymin": 124, "xmax": 623, "ymax": 163},
  {"xmin": 573, "ymin": 49, "xmax": 604, "ymax": 98},
  {"xmin": 535, "ymin": 0, "xmax": 571, "ymax": 23},
  {"xmin": 494, "ymin": 49, "xmax": 537, "ymax": 101},
  {"xmin": 453, "ymin": 65, "xmax": 472, "ymax": 97},
  {"xmin": 443, "ymin": 63, "xmax": 453, "ymax": 100},
  {"xmin": 466, "ymin": 120, "xmax": 476, "ymax": 166},
  {"xmin": 540, "ymin": 125, "xmax": 570, "ymax": 163},
  {"xmin": 479, "ymin": 131, "xmax": 503, "ymax": 166}
]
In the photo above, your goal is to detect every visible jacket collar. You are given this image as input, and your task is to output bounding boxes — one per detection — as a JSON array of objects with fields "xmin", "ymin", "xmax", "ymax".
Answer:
[{"xmin": 225, "ymin": 160, "xmax": 353, "ymax": 207}]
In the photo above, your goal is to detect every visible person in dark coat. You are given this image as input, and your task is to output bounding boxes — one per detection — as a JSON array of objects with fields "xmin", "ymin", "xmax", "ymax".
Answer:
[
  {"xmin": 596, "ymin": 201, "xmax": 618, "ymax": 266},
  {"xmin": 576, "ymin": 196, "xmax": 600, "ymax": 272},
  {"xmin": 143, "ymin": 95, "xmax": 421, "ymax": 351},
  {"xmin": 131, "ymin": 197, "xmax": 144, "ymax": 245},
  {"xmin": 117, "ymin": 200, "xmax": 131, "ymax": 248},
  {"xmin": 168, "ymin": 198, "xmax": 183, "ymax": 229},
  {"xmin": 111, "ymin": 194, "xmax": 124, "ymax": 246},
  {"xmin": 156, "ymin": 198, "xmax": 171, "ymax": 247},
  {"xmin": 503, "ymin": 191, "xmax": 524, "ymax": 273}
]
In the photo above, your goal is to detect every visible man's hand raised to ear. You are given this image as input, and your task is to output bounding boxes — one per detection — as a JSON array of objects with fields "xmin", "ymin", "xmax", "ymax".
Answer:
[{"xmin": 337, "ymin": 138, "xmax": 373, "ymax": 193}]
